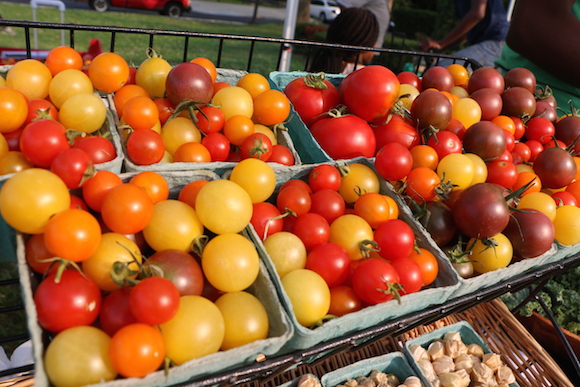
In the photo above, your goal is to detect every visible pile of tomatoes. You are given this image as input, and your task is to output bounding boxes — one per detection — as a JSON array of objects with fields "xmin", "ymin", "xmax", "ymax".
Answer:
[
  {"xmin": 0, "ymin": 160, "xmax": 284, "ymax": 386},
  {"xmin": 0, "ymin": 48, "xmax": 120, "ymax": 180},
  {"xmin": 284, "ymin": 64, "xmax": 580, "ymax": 279},
  {"xmin": 250, "ymin": 161, "xmax": 440, "ymax": 328}
]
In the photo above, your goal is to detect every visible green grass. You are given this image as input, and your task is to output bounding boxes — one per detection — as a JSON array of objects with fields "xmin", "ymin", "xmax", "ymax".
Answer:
[{"xmin": 0, "ymin": 1, "xmax": 309, "ymax": 75}]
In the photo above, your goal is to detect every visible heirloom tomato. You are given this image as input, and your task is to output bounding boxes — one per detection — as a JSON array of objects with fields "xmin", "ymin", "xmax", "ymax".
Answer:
[
  {"xmin": 503, "ymin": 209, "xmax": 554, "ymax": 260},
  {"xmin": 165, "ymin": 62, "xmax": 213, "ymax": 106}
]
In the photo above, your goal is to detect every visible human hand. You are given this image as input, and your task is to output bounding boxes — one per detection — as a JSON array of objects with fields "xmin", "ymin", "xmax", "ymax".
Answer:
[{"xmin": 419, "ymin": 39, "xmax": 441, "ymax": 52}]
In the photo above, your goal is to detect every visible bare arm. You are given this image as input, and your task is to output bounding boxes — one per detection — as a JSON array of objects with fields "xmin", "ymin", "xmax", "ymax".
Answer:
[
  {"xmin": 507, "ymin": 0, "xmax": 580, "ymax": 88},
  {"xmin": 421, "ymin": 0, "xmax": 487, "ymax": 51}
]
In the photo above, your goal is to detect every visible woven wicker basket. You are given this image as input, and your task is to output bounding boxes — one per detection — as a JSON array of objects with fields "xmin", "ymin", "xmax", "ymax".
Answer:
[
  {"xmin": 262, "ymin": 298, "xmax": 574, "ymax": 387},
  {"xmin": 1, "ymin": 299, "xmax": 572, "ymax": 387}
]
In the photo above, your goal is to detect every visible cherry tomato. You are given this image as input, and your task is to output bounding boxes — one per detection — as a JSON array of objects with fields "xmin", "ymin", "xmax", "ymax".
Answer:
[
  {"xmin": 34, "ymin": 269, "xmax": 102, "ymax": 333},
  {"xmin": 305, "ymin": 242, "xmax": 351, "ymax": 287},
  {"xmin": 408, "ymin": 247, "xmax": 439, "ymax": 286},
  {"xmin": 214, "ymin": 291, "xmax": 269, "ymax": 350},
  {"xmin": 129, "ymin": 276, "xmax": 180, "ymax": 325},
  {"xmin": 89, "ymin": 52, "xmax": 130, "ymax": 93},
  {"xmin": 109, "ymin": 323, "xmax": 165, "ymax": 378},
  {"xmin": 44, "ymin": 326, "xmax": 117, "ymax": 387},
  {"xmin": 328, "ymin": 285, "xmax": 363, "ymax": 317},
  {"xmin": 263, "ymin": 231, "xmax": 307, "ymax": 278},
  {"xmin": 101, "ymin": 183, "xmax": 154, "ymax": 235},
  {"xmin": 281, "ymin": 269, "xmax": 330, "ymax": 327},
  {"xmin": 351, "ymin": 258, "xmax": 400, "ymax": 305},
  {"xmin": 390, "ymin": 256, "xmax": 423, "ymax": 295},
  {"xmin": 292, "ymin": 212, "xmax": 331, "ymax": 251},
  {"xmin": 470, "ymin": 233, "xmax": 513, "ymax": 274}
]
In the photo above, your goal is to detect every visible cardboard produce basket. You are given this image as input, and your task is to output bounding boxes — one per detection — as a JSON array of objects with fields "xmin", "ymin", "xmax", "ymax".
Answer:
[
  {"xmin": 246, "ymin": 158, "xmax": 462, "ymax": 353},
  {"xmin": 114, "ymin": 68, "xmax": 334, "ymax": 174},
  {"xmin": 15, "ymin": 170, "xmax": 294, "ymax": 387}
]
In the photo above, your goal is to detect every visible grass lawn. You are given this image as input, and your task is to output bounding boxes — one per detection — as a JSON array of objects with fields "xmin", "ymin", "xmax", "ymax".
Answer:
[{"xmin": 0, "ymin": 1, "xmax": 311, "ymax": 75}]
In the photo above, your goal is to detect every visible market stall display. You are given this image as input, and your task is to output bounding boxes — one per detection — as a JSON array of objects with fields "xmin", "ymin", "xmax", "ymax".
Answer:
[{"xmin": 1, "ymin": 18, "xmax": 580, "ymax": 387}]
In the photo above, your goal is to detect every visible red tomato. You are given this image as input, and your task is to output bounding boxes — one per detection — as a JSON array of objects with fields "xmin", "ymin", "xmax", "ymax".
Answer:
[
  {"xmin": 239, "ymin": 132, "xmax": 273, "ymax": 161},
  {"xmin": 283, "ymin": 73, "xmax": 340, "ymax": 127},
  {"xmin": 34, "ymin": 270, "xmax": 102, "ymax": 333},
  {"xmin": 202, "ymin": 132, "xmax": 231, "ymax": 162},
  {"xmin": 486, "ymin": 160, "xmax": 518, "ymax": 189},
  {"xmin": 390, "ymin": 256, "xmax": 423, "ymax": 295},
  {"xmin": 268, "ymin": 144, "xmax": 295, "ymax": 166},
  {"xmin": 250, "ymin": 201, "xmax": 284, "ymax": 240},
  {"xmin": 126, "ymin": 129, "xmax": 165, "ymax": 166},
  {"xmin": 309, "ymin": 189, "xmax": 347, "ymax": 224},
  {"xmin": 426, "ymin": 130, "xmax": 462, "ymax": 160},
  {"xmin": 19, "ymin": 119, "xmax": 70, "ymax": 168},
  {"xmin": 277, "ymin": 184, "xmax": 312, "ymax": 217},
  {"xmin": 72, "ymin": 135, "xmax": 117, "ymax": 165},
  {"xmin": 50, "ymin": 148, "xmax": 94, "ymax": 189},
  {"xmin": 129, "ymin": 276, "xmax": 180, "ymax": 325},
  {"xmin": 525, "ymin": 116, "xmax": 555, "ymax": 144},
  {"xmin": 310, "ymin": 114, "xmax": 376, "ymax": 159},
  {"xmin": 99, "ymin": 287, "xmax": 138, "ymax": 336},
  {"xmin": 339, "ymin": 65, "xmax": 400, "ymax": 124},
  {"xmin": 373, "ymin": 114, "xmax": 420, "ymax": 152},
  {"xmin": 305, "ymin": 242, "xmax": 351, "ymax": 287},
  {"xmin": 25, "ymin": 99, "xmax": 58, "ymax": 125},
  {"xmin": 374, "ymin": 219, "xmax": 415, "ymax": 260},
  {"xmin": 397, "ymin": 71, "xmax": 422, "ymax": 91},
  {"xmin": 351, "ymin": 258, "xmax": 401, "ymax": 305},
  {"xmin": 195, "ymin": 106, "xmax": 225, "ymax": 134},
  {"xmin": 374, "ymin": 142, "xmax": 413, "ymax": 182},
  {"xmin": 81, "ymin": 170, "xmax": 123, "ymax": 213},
  {"xmin": 308, "ymin": 163, "xmax": 342, "ymax": 192},
  {"xmin": 292, "ymin": 212, "xmax": 331, "ymax": 251}
]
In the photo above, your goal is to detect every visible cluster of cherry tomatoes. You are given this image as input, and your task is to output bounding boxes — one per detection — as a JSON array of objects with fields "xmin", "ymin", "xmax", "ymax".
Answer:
[
  {"xmin": 251, "ymin": 161, "xmax": 440, "ymax": 327},
  {"xmin": 0, "ymin": 158, "xmax": 284, "ymax": 386},
  {"xmin": 109, "ymin": 50, "xmax": 297, "ymax": 167},
  {"xmin": 0, "ymin": 47, "xmax": 120, "ymax": 182},
  {"xmin": 284, "ymin": 63, "xmax": 580, "ymax": 279}
]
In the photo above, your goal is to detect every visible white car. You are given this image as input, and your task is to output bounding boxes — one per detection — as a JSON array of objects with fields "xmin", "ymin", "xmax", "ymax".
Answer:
[{"xmin": 310, "ymin": 0, "xmax": 341, "ymax": 23}]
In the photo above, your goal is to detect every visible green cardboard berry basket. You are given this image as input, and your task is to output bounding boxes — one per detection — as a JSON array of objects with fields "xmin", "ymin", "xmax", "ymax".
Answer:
[
  {"xmin": 16, "ymin": 170, "xmax": 294, "ymax": 387},
  {"xmin": 245, "ymin": 158, "xmax": 461, "ymax": 353}
]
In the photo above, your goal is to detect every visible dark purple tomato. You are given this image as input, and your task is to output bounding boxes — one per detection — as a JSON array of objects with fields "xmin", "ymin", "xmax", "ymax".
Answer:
[
  {"xmin": 502, "ymin": 209, "xmax": 554, "ymax": 260},
  {"xmin": 410, "ymin": 89, "xmax": 453, "ymax": 131},
  {"xmin": 462, "ymin": 120, "xmax": 507, "ymax": 162},
  {"xmin": 501, "ymin": 86, "xmax": 537, "ymax": 119},
  {"xmin": 145, "ymin": 249, "xmax": 204, "ymax": 297},
  {"xmin": 468, "ymin": 67, "xmax": 505, "ymax": 94},
  {"xmin": 165, "ymin": 62, "xmax": 214, "ymax": 106},
  {"xmin": 416, "ymin": 200, "xmax": 457, "ymax": 247},
  {"xmin": 503, "ymin": 67, "xmax": 537, "ymax": 94},
  {"xmin": 532, "ymin": 146, "xmax": 577, "ymax": 189},
  {"xmin": 421, "ymin": 66, "xmax": 454, "ymax": 93},
  {"xmin": 533, "ymin": 100, "xmax": 558, "ymax": 123},
  {"xmin": 555, "ymin": 115, "xmax": 580, "ymax": 146},
  {"xmin": 452, "ymin": 182, "xmax": 510, "ymax": 239},
  {"xmin": 469, "ymin": 88, "xmax": 503, "ymax": 121}
]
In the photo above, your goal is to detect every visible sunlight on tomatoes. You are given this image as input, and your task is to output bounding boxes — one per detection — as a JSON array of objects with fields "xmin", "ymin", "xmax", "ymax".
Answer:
[
  {"xmin": 281, "ymin": 268, "xmax": 330, "ymax": 327},
  {"xmin": 45, "ymin": 326, "xmax": 117, "ymax": 387},
  {"xmin": 0, "ymin": 168, "xmax": 70, "ymax": 234},
  {"xmin": 195, "ymin": 179, "xmax": 253, "ymax": 235},
  {"xmin": 214, "ymin": 291, "xmax": 269, "ymax": 350},
  {"xmin": 142, "ymin": 199, "xmax": 204, "ymax": 252}
]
